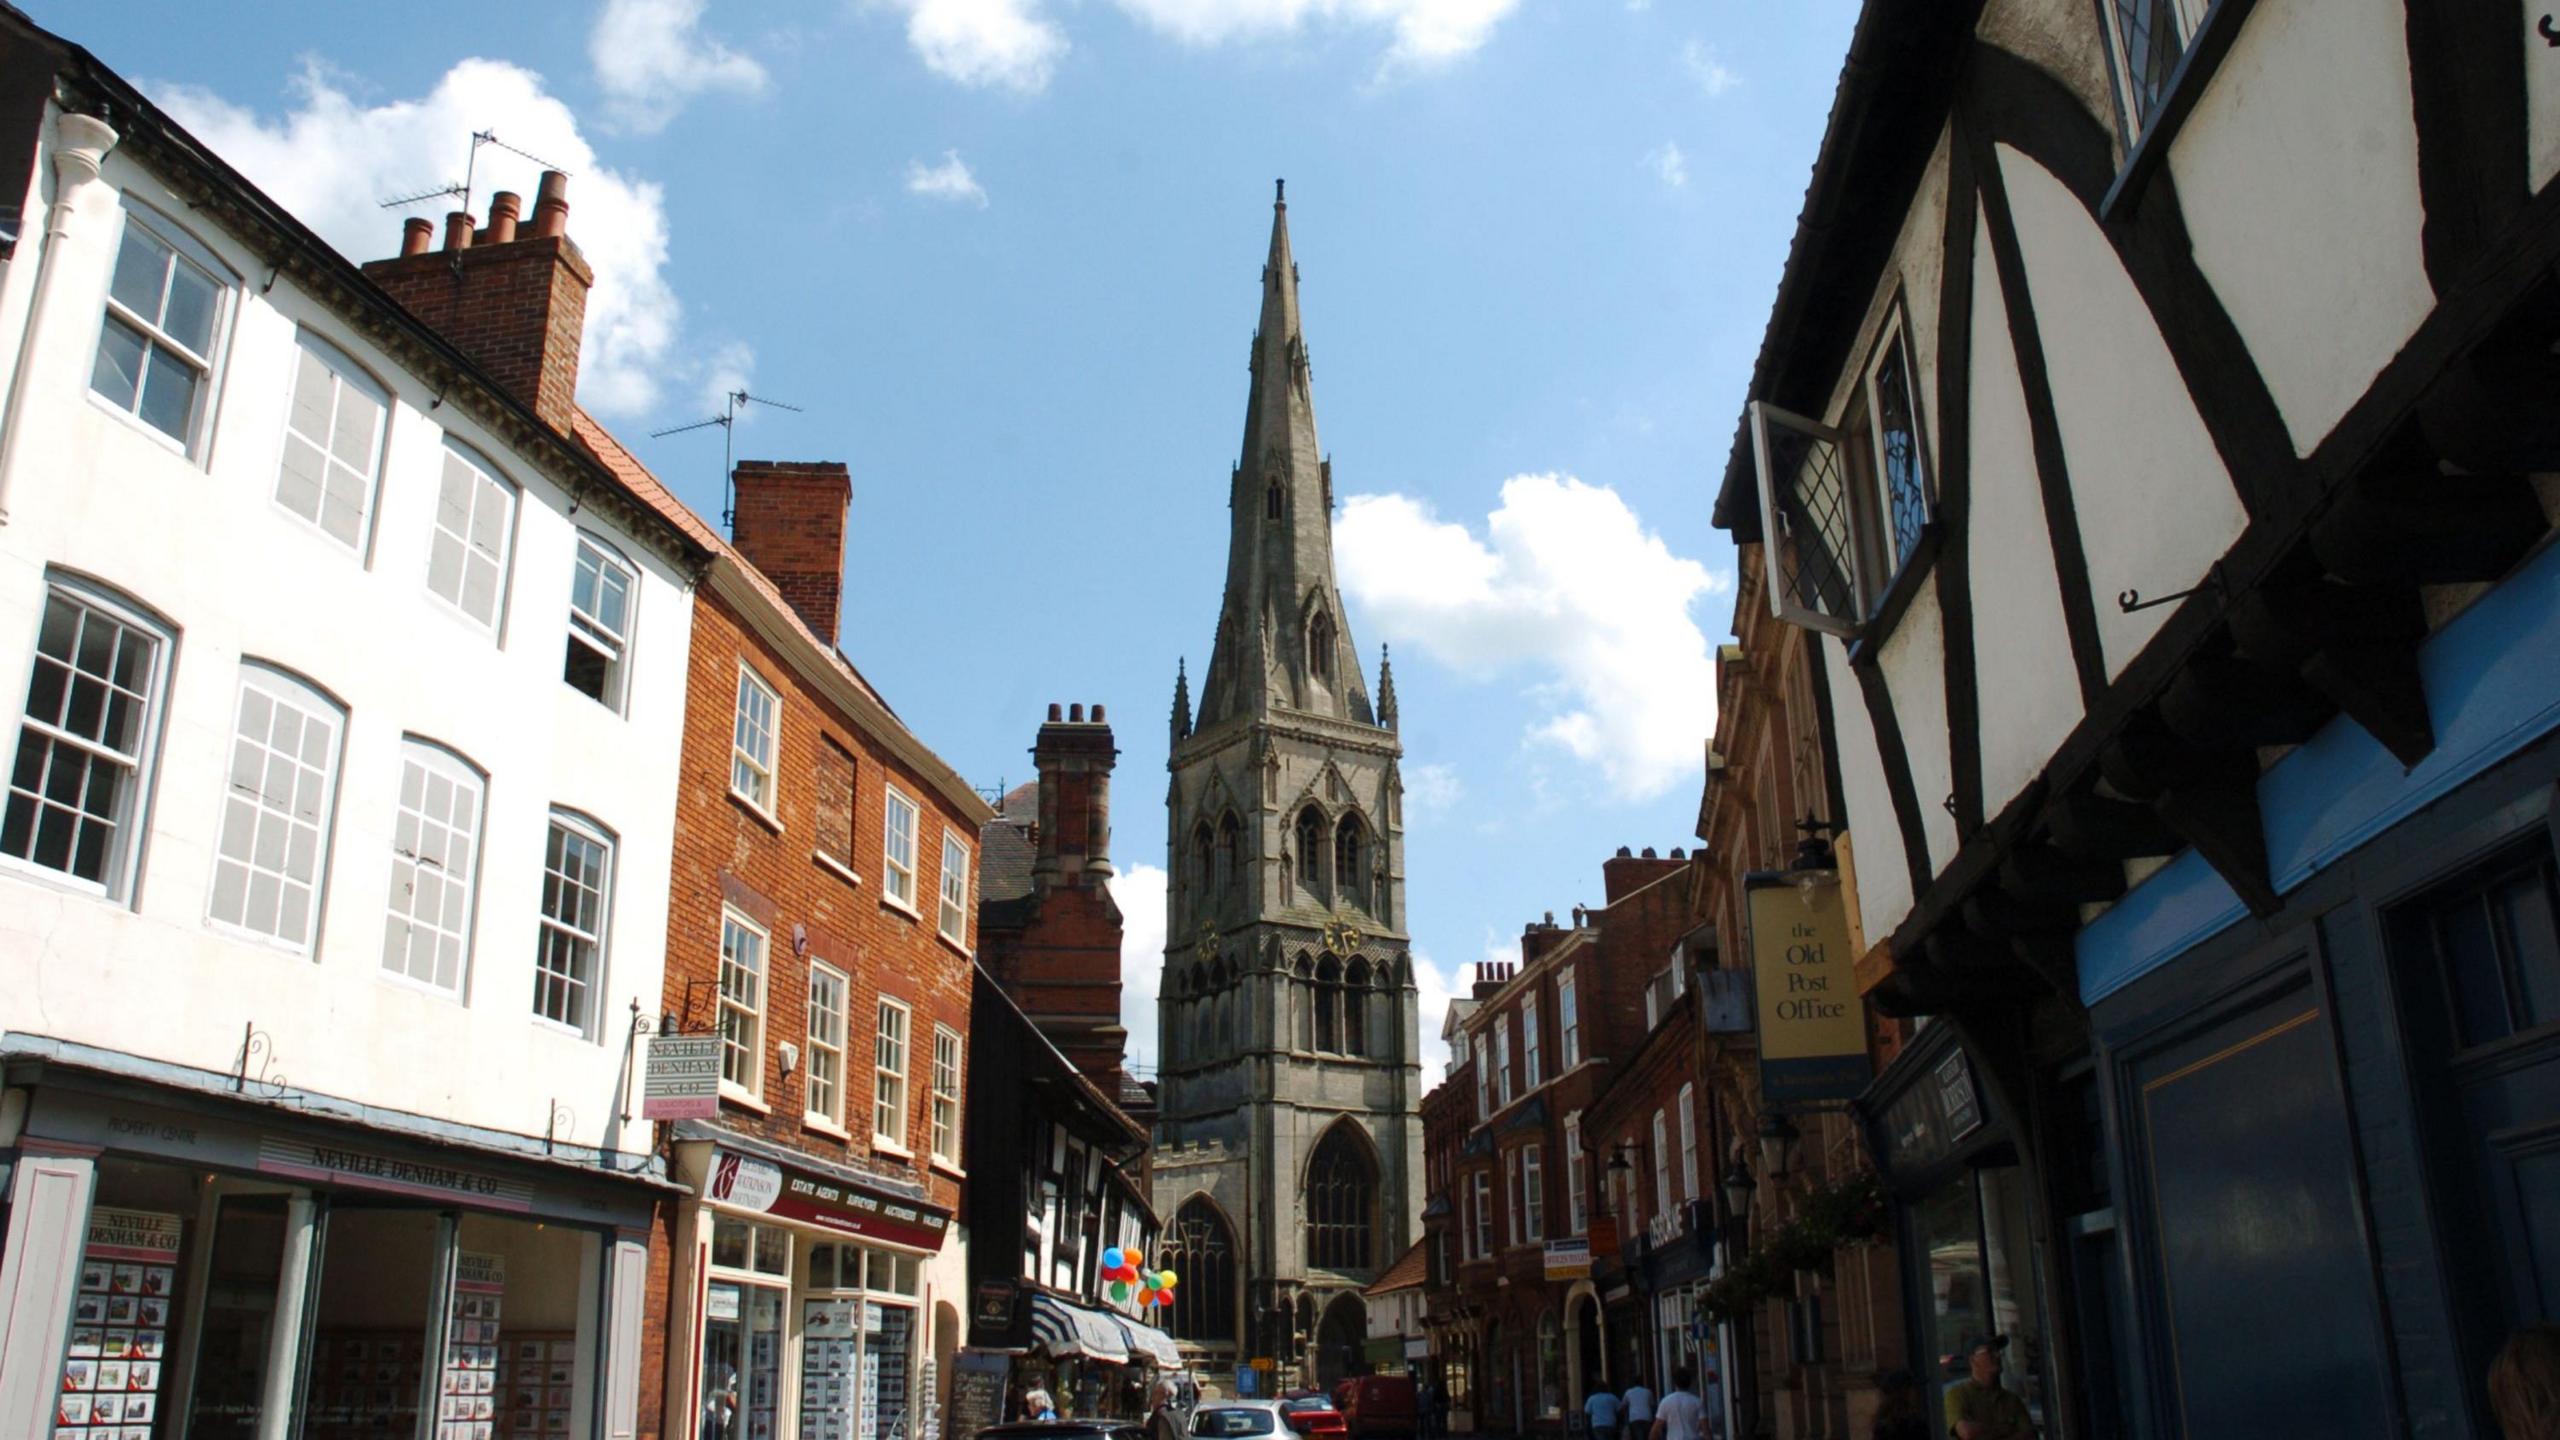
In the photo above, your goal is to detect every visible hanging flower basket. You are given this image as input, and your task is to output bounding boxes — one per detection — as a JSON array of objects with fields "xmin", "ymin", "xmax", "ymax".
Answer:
[{"xmin": 1696, "ymin": 1172, "xmax": 1888, "ymax": 1323}]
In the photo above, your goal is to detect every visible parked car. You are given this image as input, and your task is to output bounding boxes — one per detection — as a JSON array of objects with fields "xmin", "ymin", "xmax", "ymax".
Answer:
[
  {"xmin": 1193, "ymin": 1403, "xmax": 1288, "ymax": 1437},
  {"xmin": 976, "ymin": 1424, "xmax": 1145, "ymax": 1440},
  {"xmin": 1274, "ymin": 1394, "xmax": 1347, "ymax": 1438},
  {"xmin": 1330, "ymin": 1376, "xmax": 1417, "ymax": 1439}
]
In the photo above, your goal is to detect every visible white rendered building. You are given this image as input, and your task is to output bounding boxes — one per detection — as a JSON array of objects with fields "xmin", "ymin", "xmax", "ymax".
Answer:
[{"xmin": 0, "ymin": 17, "xmax": 712, "ymax": 1438}]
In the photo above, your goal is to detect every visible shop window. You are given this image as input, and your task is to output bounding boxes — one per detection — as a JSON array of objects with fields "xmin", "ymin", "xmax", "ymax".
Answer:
[
  {"xmin": 293, "ymin": 1206, "xmax": 444, "ymax": 1433},
  {"xmin": 534, "ymin": 811, "xmax": 614, "ymax": 1036},
  {"xmin": 381, "ymin": 738, "xmax": 484, "ymax": 995},
  {"xmin": 719, "ymin": 909, "xmax": 768, "ymax": 1096},
  {"xmin": 207, "ymin": 663, "xmax": 344, "ymax": 951},
  {"xmin": 4, "ymin": 581, "xmax": 171, "ymax": 899},
  {"xmin": 700, "ymin": 1282, "xmax": 784, "ymax": 1440},
  {"xmin": 712, "ymin": 1216, "xmax": 792, "ymax": 1278}
]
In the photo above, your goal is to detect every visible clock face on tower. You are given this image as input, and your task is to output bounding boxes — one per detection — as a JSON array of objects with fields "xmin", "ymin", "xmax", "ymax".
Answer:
[
  {"xmin": 1321, "ymin": 918, "xmax": 1362, "ymax": 958},
  {"xmin": 1195, "ymin": 921, "xmax": 1219, "ymax": 965}
]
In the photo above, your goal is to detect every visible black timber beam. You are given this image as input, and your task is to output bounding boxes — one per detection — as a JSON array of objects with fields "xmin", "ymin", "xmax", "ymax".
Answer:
[{"xmin": 2228, "ymin": 582, "xmax": 2435, "ymax": 768}]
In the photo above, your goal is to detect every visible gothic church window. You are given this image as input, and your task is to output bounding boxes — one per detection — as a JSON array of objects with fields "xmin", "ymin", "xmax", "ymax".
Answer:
[
  {"xmin": 1267, "ymin": 482, "xmax": 1283, "ymax": 520},
  {"xmin": 1314, "ymin": 957, "xmax": 1341, "ymax": 1052},
  {"xmin": 1309, "ymin": 610, "xmax": 1335, "ymax": 681},
  {"xmin": 1296, "ymin": 807, "xmax": 1328, "ymax": 901},
  {"xmin": 1306, "ymin": 1125, "xmax": 1377, "ymax": 1271},
  {"xmin": 1167, "ymin": 1199, "xmax": 1238, "ymax": 1342},
  {"xmin": 1343, "ymin": 959, "xmax": 1371, "ymax": 1057},
  {"xmin": 1335, "ymin": 816, "xmax": 1365, "ymax": 908},
  {"xmin": 1219, "ymin": 813, "xmax": 1240, "ymax": 898},
  {"xmin": 1194, "ymin": 822, "xmax": 1216, "ymax": 904}
]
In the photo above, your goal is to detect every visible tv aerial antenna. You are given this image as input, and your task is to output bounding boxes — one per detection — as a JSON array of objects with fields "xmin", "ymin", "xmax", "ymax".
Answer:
[
  {"xmin": 378, "ymin": 130, "xmax": 574, "ymax": 215},
  {"xmin": 651, "ymin": 389, "xmax": 807, "ymax": 533}
]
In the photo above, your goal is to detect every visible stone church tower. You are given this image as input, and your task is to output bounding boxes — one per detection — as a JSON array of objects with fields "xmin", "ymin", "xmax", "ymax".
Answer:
[{"xmin": 1152, "ymin": 186, "xmax": 1425, "ymax": 1387}]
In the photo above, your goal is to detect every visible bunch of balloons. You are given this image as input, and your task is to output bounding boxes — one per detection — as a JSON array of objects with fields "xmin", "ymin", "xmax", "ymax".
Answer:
[{"xmin": 1101, "ymin": 1248, "xmax": 1179, "ymax": 1310}]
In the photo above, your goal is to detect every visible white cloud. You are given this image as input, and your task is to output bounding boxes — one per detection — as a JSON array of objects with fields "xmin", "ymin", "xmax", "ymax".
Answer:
[
  {"xmin": 1336, "ymin": 474, "xmax": 1725, "ymax": 802},
  {"xmin": 1111, "ymin": 0, "xmax": 1520, "ymax": 66},
  {"xmin": 1405, "ymin": 761, "xmax": 1464, "ymax": 818},
  {"xmin": 1646, "ymin": 140, "xmax": 1689, "ymax": 189},
  {"xmin": 1111, "ymin": 864, "xmax": 1170, "ymax": 1074},
  {"xmin": 894, "ymin": 0, "xmax": 1069, "ymax": 92},
  {"xmin": 1682, "ymin": 39, "xmax": 1738, "ymax": 97},
  {"xmin": 1409, "ymin": 948, "xmax": 1461, "ymax": 1074},
  {"xmin": 154, "ymin": 58, "xmax": 703, "ymax": 418},
  {"xmin": 905, "ymin": 150, "xmax": 991, "ymax": 207},
  {"xmin": 589, "ymin": 0, "xmax": 768, "ymax": 133}
]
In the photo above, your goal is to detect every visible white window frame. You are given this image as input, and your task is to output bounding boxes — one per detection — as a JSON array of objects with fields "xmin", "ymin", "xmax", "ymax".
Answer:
[
  {"xmin": 424, "ymin": 441, "xmax": 519, "ymax": 635},
  {"xmin": 1470, "ymin": 1172, "xmax": 1492, "ymax": 1259},
  {"xmin": 1505, "ymin": 1149, "xmax": 1522, "ymax": 1248},
  {"xmin": 873, "ymin": 996, "xmax": 912, "ymax": 1150},
  {"xmin": 937, "ymin": 829, "xmax": 970, "ymax": 945},
  {"xmin": 718, "ymin": 908, "xmax": 768, "ymax": 1098},
  {"xmin": 1496, "ymin": 1025, "xmax": 1514, "ymax": 1108},
  {"xmin": 380, "ymin": 738, "xmax": 484, "ymax": 997},
  {"xmin": 1565, "ymin": 1119, "xmax": 1588, "ymax": 1237},
  {"xmin": 1, "ymin": 581, "xmax": 171, "ymax": 901},
  {"xmin": 1652, "ymin": 1109, "xmax": 1674, "ymax": 1215},
  {"xmin": 930, "ymin": 1024, "xmax": 963, "ymax": 1166},
  {"xmin": 806, "ymin": 959, "xmax": 848, "ymax": 1129},
  {"xmin": 1678, "ymin": 1083, "xmax": 1700, "ymax": 1202},
  {"xmin": 274, "ymin": 329, "xmax": 388, "ymax": 552},
  {"xmin": 1523, "ymin": 993, "xmax": 1543, "ymax": 1090},
  {"xmin": 205, "ymin": 663, "xmax": 345, "ymax": 953},
  {"xmin": 565, "ymin": 534, "xmax": 637, "ymax": 713},
  {"xmin": 1521, "ymin": 1143, "xmax": 1545, "ymax": 1244},
  {"xmin": 1559, "ymin": 971, "xmax": 1581, "ymax": 1069},
  {"xmin": 1472, "ymin": 1035, "xmax": 1490, "ymax": 1121},
  {"xmin": 1748, "ymin": 301, "xmax": 1933, "ymax": 640},
  {"xmin": 91, "ymin": 202, "xmax": 232, "ymax": 456},
  {"xmin": 2099, "ymin": 0, "xmax": 2210, "ymax": 139},
  {"xmin": 534, "ymin": 810, "xmax": 614, "ymax": 1038},
  {"xmin": 730, "ymin": 663, "xmax": 779, "ymax": 814},
  {"xmin": 882, "ymin": 786, "xmax": 919, "ymax": 911}
]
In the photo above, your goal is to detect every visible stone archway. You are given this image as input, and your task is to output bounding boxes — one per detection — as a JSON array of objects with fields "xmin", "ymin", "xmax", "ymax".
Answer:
[{"xmin": 1314, "ymin": 1291, "xmax": 1368, "ymax": 1388}]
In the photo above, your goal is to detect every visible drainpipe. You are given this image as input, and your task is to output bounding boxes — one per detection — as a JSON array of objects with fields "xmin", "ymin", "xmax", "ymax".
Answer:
[{"xmin": 0, "ymin": 109, "xmax": 121, "ymax": 527}]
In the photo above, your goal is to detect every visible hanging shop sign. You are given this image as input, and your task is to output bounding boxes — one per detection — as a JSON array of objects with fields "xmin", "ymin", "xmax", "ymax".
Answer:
[
  {"xmin": 54, "ymin": 1208, "xmax": 181, "ymax": 1437},
  {"xmin": 643, "ymin": 1034, "xmax": 725, "ymax": 1121},
  {"xmin": 704, "ymin": 1147, "xmax": 953, "ymax": 1251},
  {"xmin": 972, "ymin": 1281, "xmax": 1019, "ymax": 1330},
  {"xmin": 1542, "ymin": 1237, "xmax": 1592, "ymax": 1280},
  {"xmin": 1745, "ymin": 870, "xmax": 1871, "ymax": 1104}
]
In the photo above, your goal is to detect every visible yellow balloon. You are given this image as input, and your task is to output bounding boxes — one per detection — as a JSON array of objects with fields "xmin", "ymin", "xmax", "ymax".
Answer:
[{"xmin": 1161, "ymin": 1270, "xmax": 1179, "ymax": 1286}]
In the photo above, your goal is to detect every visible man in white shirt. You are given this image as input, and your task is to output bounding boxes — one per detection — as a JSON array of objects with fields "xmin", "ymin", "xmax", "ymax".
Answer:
[
  {"xmin": 1649, "ymin": 1369, "xmax": 1705, "ymax": 1440},
  {"xmin": 1622, "ymin": 1378, "xmax": 1655, "ymax": 1432}
]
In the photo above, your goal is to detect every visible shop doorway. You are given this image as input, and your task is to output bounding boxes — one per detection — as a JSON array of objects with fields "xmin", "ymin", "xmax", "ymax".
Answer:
[
  {"xmin": 295, "ymin": 1203, "xmax": 448, "ymax": 1433},
  {"xmin": 1570, "ymin": 1293, "xmax": 1603, "ymax": 1398},
  {"xmin": 180, "ymin": 1193, "xmax": 292, "ymax": 1440}
]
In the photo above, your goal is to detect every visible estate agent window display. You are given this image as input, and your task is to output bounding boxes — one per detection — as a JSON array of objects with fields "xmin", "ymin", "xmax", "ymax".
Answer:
[{"xmin": 695, "ymin": 1213, "xmax": 933, "ymax": 1440}]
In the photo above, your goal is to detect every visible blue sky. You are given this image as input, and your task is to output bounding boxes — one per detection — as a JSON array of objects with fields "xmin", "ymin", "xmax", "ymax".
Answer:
[{"xmin": 46, "ymin": 0, "xmax": 1858, "ymax": 1072}]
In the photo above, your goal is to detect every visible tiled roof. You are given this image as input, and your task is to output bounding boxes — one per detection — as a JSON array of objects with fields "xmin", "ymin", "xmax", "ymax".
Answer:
[
  {"xmin": 978, "ymin": 782, "xmax": 1042, "ymax": 903},
  {"xmin": 1364, "ymin": 1239, "xmax": 1429, "ymax": 1295}
]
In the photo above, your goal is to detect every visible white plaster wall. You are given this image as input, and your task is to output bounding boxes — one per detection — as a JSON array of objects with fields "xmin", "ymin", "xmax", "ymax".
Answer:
[
  {"xmin": 1997, "ymin": 146, "xmax": 2247, "ymax": 681},
  {"xmin": 1818, "ymin": 636, "xmax": 1913, "ymax": 949},
  {"xmin": 1825, "ymin": 126, "xmax": 1953, "ymax": 481},
  {"xmin": 2532, "ymin": 6, "xmax": 2560, "ymax": 192},
  {"xmin": 1965, "ymin": 203, "xmax": 2087, "ymax": 815},
  {"xmin": 1978, "ymin": 0, "xmax": 2124, "ymax": 170},
  {"xmin": 2168, "ymin": 0, "xmax": 2434, "ymax": 457},
  {"xmin": 1877, "ymin": 584, "xmax": 1957, "ymax": 876},
  {"xmin": 0, "ymin": 137, "xmax": 691, "ymax": 1156}
]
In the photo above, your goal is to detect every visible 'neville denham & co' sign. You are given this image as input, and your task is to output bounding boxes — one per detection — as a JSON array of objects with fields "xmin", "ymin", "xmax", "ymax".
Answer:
[{"xmin": 1744, "ymin": 868, "xmax": 1870, "ymax": 1105}]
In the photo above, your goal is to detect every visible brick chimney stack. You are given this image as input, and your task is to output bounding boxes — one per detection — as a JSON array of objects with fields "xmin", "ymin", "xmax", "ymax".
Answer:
[
  {"xmin": 1029, "ymin": 703, "xmax": 1117, "ymax": 895},
  {"xmin": 360, "ymin": 171, "xmax": 592, "ymax": 433},
  {"xmin": 729, "ymin": 461, "xmax": 852, "ymax": 643}
]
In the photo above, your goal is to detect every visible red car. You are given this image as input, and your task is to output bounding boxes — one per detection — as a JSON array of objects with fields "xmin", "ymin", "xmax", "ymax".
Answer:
[{"xmin": 1274, "ymin": 1393, "xmax": 1346, "ymax": 1438}]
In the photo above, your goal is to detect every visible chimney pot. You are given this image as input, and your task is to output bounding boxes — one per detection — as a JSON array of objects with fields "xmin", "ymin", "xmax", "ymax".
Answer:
[
  {"xmin": 486, "ymin": 191, "xmax": 520, "ymax": 244},
  {"xmin": 1070, "ymin": 704, "xmax": 1084, "ymax": 723},
  {"xmin": 1048, "ymin": 704, "xmax": 1063, "ymax": 722},
  {"xmin": 1641, "ymin": 846, "xmax": 1658, "ymax": 859},
  {"xmin": 1615, "ymin": 845, "xmax": 1633, "ymax": 859},
  {"xmin": 441, "ymin": 211, "xmax": 474, "ymax": 251},
  {"xmin": 1093, "ymin": 704, "xmax": 1106, "ymax": 722},
  {"xmin": 532, "ymin": 170, "xmax": 570, "ymax": 238},
  {"xmin": 400, "ymin": 216, "xmax": 433, "ymax": 257}
]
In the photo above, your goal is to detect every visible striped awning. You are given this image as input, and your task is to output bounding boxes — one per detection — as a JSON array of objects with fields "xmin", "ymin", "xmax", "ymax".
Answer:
[
  {"xmin": 1029, "ymin": 1292, "xmax": 1130, "ymax": 1363},
  {"xmin": 1114, "ymin": 1315, "xmax": 1183, "ymax": 1368}
]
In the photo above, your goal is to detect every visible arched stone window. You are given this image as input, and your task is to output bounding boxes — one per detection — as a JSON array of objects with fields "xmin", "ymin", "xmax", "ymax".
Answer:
[
  {"xmin": 1309, "ymin": 610, "xmax": 1335, "ymax": 681},
  {"xmin": 1192, "ymin": 822, "xmax": 1215, "ymax": 905},
  {"xmin": 1266, "ymin": 481, "xmax": 1283, "ymax": 520},
  {"xmin": 1343, "ymin": 959, "xmax": 1371, "ymax": 1057},
  {"xmin": 1334, "ymin": 816, "xmax": 1365, "ymax": 908},
  {"xmin": 1295, "ymin": 807, "xmax": 1328, "ymax": 901},
  {"xmin": 1166, "ymin": 1198, "xmax": 1238, "ymax": 1343},
  {"xmin": 1313, "ymin": 957, "xmax": 1341, "ymax": 1052},
  {"xmin": 1196, "ymin": 996, "xmax": 1216, "ymax": 1061},
  {"xmin": 1218, "ymin": 813, "xmax": 1241, "ymax": 901},
  {"xmin": 1293, "ymin": 954, "xmax": 1316, "ymax": 1050},
  {"xmin": 1305, "ymin": 1124, "xmax": 1377, "ymax": 1271}
]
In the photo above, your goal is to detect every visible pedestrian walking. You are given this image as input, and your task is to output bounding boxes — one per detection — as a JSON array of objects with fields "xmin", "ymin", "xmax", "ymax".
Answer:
[
  {"xmin": 1417, "ymin": 1377, "xmax": 1442, "ymax": 1440},
  {"xmin": 1647, "ymin": 1368, "xmax": 1705, "ymax": 1440},
  {"xmin": 2490, "ymin": 1324, "xmax": 2560, "ymax": 1440},
  {"xmin": 1941, "ymin": 1338, "xmax": 2031, "ymax": 1440},
  {"xmin": 1869, "ymin": 1370, "xmax": 1930, "ymax": 1440},
  {"xmin": 1623, "ymin": 1376, "xmax": 1655, "ymax": 1435},
  {"xmin": 1584, "ymin": 1380, "xmax": 1623, "ymax": 1440}
]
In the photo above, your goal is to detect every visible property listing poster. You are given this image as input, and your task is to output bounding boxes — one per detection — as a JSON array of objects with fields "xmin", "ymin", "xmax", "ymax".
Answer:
[
  {"xmin": 435, "ymin": 1251, "xmax": 506, "ymax": 1440},
  {"xmin": 801, "ymin": 1299, "xmax": 860, "ymax": 1440},
  {"xmin": 54, "ymin": 1207, "xmax": 183, "ymax": 1439}
]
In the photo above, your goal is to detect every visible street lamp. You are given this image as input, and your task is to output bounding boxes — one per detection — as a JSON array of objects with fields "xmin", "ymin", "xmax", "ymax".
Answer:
[
  {"xmin": 1720, "ymin": 1155, "xmax": 1756, "ymax": 1226},
  {"xmin": 1756, "ymin": 1112, "xmax": 1801, "ymax": 1180}
]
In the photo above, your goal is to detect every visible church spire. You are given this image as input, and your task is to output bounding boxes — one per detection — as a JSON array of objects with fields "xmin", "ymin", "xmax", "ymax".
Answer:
[
  {"xmin": 1170, "ymin": 658, "xmax": 1192, "ymax": 745},
  {"xmin": 1377, "ymin": 644, "xmax": 1398, "ymax": 732},
  {"xmin": 1193, "ymin": 183, "xmax": 1378, "ymax": 734}
]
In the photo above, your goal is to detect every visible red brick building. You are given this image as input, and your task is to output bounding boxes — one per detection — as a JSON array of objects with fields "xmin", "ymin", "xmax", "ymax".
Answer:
[
  {"xmin": 591, "ymin": 433, "xmax": 994, "ymax": 1440},
  {"xmin": 1423, "ymin": 850, "xmax": 1700, "ymax": 1437}
]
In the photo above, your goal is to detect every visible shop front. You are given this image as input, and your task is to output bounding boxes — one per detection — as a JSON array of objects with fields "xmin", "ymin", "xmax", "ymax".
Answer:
[
  {"xmin": 666, "ymin": 1135, "xmax": 956, "ymax": 1440},
  {"xmin": 0, "ymin": 1043, "xmax": 663, "ymax": 1440},
  {"xmin": 961, "ymin": 1281, "xmax": 1180, "ymax": 1423},
  {"xmin": 1858, "ymin": 1028, "xmax": 2051, "ymax": 1435}
]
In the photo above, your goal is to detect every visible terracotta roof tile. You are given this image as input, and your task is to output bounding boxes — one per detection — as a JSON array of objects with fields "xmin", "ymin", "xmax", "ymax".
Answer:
[{"xmin": 1364, "ymin": 1238, "xmax": 1429, "ymax": 1295}]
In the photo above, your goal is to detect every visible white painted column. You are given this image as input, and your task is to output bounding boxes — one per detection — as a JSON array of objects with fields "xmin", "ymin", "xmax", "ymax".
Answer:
[
  {"xmin": 0, "ymin": 109, "xmax": 119, "ymax": 525},
  {"xmin": 255, "ymin": 1192, "xmax": 320, "ymax": 1440},
  {"xmin": 603, "ymin": 1235, "xmax": 649, "ymax": 1439},
  {"xmin": 0, "ymin": 1152, "xmax": 96, "ymax": 1433}
]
